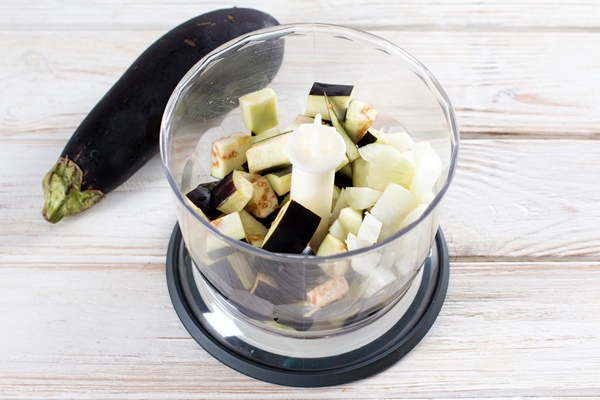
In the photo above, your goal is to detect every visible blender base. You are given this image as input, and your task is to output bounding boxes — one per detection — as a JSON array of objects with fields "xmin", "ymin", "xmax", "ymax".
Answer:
[{"xmin": 166, "ymin": 224, "xmax": 449, "ymax": 387}]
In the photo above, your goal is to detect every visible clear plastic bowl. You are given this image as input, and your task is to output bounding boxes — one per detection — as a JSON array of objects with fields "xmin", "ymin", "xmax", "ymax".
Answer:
[{"xmin": 161, "ymin": 24, "xmax": 458, "ymax": 344}]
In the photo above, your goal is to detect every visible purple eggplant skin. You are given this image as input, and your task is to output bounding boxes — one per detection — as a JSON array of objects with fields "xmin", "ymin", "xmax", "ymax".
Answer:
[
  {"xmin": 334, "ymin": 171, "xmax": 353, "ymax": 188},
  {"xmin": 309, "ymin": 82, "xmax": 354, "ymax": 97},
  {"xmin": 210, "ymin": 170, "xmax": 237, "ymax": 210},
  {"xmin": 186, "ymin": 181, "xmax": 221, "ymax": 220},
  {"xmin": 261, "ymin": 200, "xmax": 321, "ymax": 254},
  {"xmin": 356, "ymin": 129, "xmax": 379, "ymax": 148},
  {"xmin": 42, "ymin": 8, "xmax": 281, "ymax": 223}
]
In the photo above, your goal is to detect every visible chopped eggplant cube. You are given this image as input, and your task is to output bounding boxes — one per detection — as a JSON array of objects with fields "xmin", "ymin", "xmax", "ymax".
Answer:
[
  {"xmin": 334, "ymin": 171, "xmax": 353, "ymax": 188},
  {"xmin": 209, "ymin": 212, "xmax": 246, "ymax": 241},
  {"xmin": 239, "ymin": 209, "xmax": 268, "ymax": 247},
  {"xmin": 211, "ymin": 170, "xmax": 254, "ymax": 214},
  {"xmin": 239, "ymin": 87, "xmax": 279, "ymax": 135},
  {"xmin": 250, "ymin": 272, "xmax": 305, "ymax": 305},
  {"xmin": 252, "ymin": 259, "xmax": 317, "ymax": 304},
  {"xmin": 246, "ymin": 131, "xmax": 292, "ymax": 174},
  {"xmin": 308, "ymin": 82, "xmax": 354, "ymax": 97},
  {"xmin": 306, "ymin": 82, "xmax": 354, "ymax": 120},
  {"xmin": 265, "ymin": 165, "xmax": 293, "ymax": 196},
  {"xmin": 254, "ymin": 257, "xmax": 300, "ymax": 281},
  {"xmin": 206, "ymin": 211, "xmax": 246, "ymax": 259},
  {"xmin": 344, "ymin": 99, "xmax": 377, "ymax": 143},
  {"xmin": 307, "ymin": 276, "xmax": 350, "ymax": 308},
  {"xmin": 261, "ymin": 200, "xmax": 321, "ymax": 254},
  {"xmin": 224, "ymin": 252, "xmax": 256, "ymax": 290},
  {"xmin": 185, "ymin": 181, "xmax": 221, "ymax": 220},
  {"xmin": 210, "ymin": 132, "xmax": 252, "ymax": 179},
  {"xmin": 238, "ymin": 171, "xmax": 279, "ymax": 219},
  {"xmin": 204, "ymin": 252, "xmax": 254, "ymax": 295}
]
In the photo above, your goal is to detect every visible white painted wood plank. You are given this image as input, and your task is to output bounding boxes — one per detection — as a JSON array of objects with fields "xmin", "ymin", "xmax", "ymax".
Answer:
[
  {"xmin": 442, "ymin": 139, "xmax": 600, "ymax": 261},
  {"xmin": 1, "ymin": 30, "xmax": 598, "ymax": 142},
  {"xmin": 0, "ymin": 31, "xmax": 158, "ymax": 140},
  {"xmin": 378, "ymin": 31, "xmax": 600, "ymax": 139},
  {"xmin": 0, "ymin": 141, "xmax": 176, "ymax": 265},
  {"xmin": 1, "ymin": 261, "xmax": 598, "ymax": 398},
  {"xmin": 0, "ymin": 139, "xmax": 598, "ymax": 264},
  {"xmin": 0, "ymin": 1, "xmax": 599, "ymax": 31}
]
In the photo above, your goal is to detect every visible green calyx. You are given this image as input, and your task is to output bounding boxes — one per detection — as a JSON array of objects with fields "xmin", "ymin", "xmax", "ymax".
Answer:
[{"xmin": 42, "ymin": 157, "xmax": 105, "ymax": 223}]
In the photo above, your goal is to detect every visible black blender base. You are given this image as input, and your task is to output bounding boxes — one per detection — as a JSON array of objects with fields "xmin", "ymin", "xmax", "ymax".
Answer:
[{"xmin": 166, "ymin": 224, "xmax": 450, "ymax": 387}]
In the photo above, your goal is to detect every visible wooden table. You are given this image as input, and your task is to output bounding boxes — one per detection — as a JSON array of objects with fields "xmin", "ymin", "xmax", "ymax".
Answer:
[{"xmin": 1, "ymin": 1, "xmax": 599, "ymax": 398}]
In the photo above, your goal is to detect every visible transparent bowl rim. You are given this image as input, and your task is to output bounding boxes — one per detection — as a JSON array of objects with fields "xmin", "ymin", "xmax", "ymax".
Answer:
[{"xmin": 160, "ymin": 22, "xmax": 460, "ymax": 263}]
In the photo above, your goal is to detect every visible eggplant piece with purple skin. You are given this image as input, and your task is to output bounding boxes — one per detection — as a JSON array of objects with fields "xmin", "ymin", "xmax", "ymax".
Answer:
[
  {"xmin": 334, "ymin": 171, "xmax": 353, "ymax": 189},
  {"xmin": 211, "ymin": 170, "xmax": 254, "ymax": 214},
  {"xmin": 238, "ymin": 172, "xmax": 279, "ymax": 219},
  {"xmin": 334, "ymin": 161, "xmax": 353, "ymax": 188},
  {"xmin": 356, "ymin": 129, "xmax": 380, "ymax": 148},
  {"xmin": 306, "ymin": 82, "xmax": 354, "ymax": 120},
  {"xmin": 264, "ymin": 165, "xmax": 293, "ymax": 196},
  {"xmin": 185, "ymin": 181, "xmax": 221, "ymax": 220},
  {"xmin": 259, "ymin": 260, "xmax": 323, "ymax": 291},
  {"xmin": 248, "ymin": 265, "xmax": 321, "ymax": 306},
  {"xmin": 250, "ymin": 272, "xmax": 305, "ymax": 305},
  {"xmin": 261, "ymin": 200, "xmax": 321, "ymax": 254},
  {"xmin": 309, "ymin": 82, "xmax": 354, "ymax": 97},
  {"xmin": 238, "ymin": 209, "xmax": 268, "ymax": 247},
  {"xmin": 344, "ymin": 99, "xmax": 377, "ymax": 143},
  {"xmin": 42, "ymin": 8, "xmax": 282, "ymax": 223},
  {"xmin": 246, "ymin": 253, "xmax": 323, "ymax": 306},
  {"xmin": 202, "ymin": 252, "xmax": 255, "ymax": 297},
  {"xmin": 245, "ymin": 131, "xmax": 292, "ymax": 175},
  {"xmin": 246, "ymin": 255, "xmax": 323, "ymax": 309}
]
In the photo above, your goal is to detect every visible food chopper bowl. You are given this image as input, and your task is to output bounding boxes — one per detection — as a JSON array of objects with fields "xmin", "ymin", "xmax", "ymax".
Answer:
[{"xmin": 160, "ymin": 23, "xmax": 458, "ymax": 385}]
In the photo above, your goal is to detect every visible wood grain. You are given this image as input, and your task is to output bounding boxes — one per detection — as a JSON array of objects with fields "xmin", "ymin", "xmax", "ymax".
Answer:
[
  {"xmin": 0, "ymin": 141, "xmax": 175, "ymax": 266},
  {"xmin": 443, "ymin": 139, "xmax": 600, "ymax": 261},
  {"xmin": 1, "ymin": 30, "xmax": 598, "ymax": 142},
  {"xmin": 0, "ymin": 1, "xmax": 599, "ymax": 31},
  {"xmin": 1, "ymin": 261, "xmax": 598, "ymax": 398}
]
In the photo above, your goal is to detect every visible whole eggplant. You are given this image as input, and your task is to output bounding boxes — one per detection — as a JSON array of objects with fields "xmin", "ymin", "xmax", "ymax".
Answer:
[{"xmin": 42, "ymin": 8, "xmax": 281, "ymax": 223}]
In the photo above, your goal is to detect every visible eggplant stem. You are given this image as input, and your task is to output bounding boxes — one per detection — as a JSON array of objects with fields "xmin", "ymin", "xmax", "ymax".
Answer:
[{"xmin": 42, "ymin": 157, "xmax": 105, "ymax": 223}]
